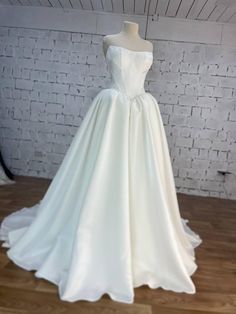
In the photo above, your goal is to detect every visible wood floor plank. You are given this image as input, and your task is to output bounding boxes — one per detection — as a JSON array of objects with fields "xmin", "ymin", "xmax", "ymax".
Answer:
[
  {"xmin": 151, "ymin": 305, "xmax": 224, "ymax": 314},
  {"xmin": 0, "ymin": 286, "xmax": 152, "ymax": 314},
  {"xmin": 135, "ymin": 289, "xmax": 236, "ymax": 313}
]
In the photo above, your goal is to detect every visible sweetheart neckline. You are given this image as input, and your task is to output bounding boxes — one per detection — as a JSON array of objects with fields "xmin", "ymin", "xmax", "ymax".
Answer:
[{"xmin": 105, "ymin": 45, "xmax": 153, "ymax": 59}]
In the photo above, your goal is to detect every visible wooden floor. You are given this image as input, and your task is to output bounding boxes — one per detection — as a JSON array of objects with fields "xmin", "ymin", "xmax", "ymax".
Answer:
[{"xmin": 0, "ymin": 175, "xmax": 236, "ymax": 314}]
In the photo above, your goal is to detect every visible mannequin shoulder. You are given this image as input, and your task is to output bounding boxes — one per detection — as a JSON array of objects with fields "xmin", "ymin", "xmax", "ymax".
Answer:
[
  {"xmin": 103, "ymin": 34, "xmax": 115, "ymax": 46},
  {"xmin": 143, "ymin": 40, "xmax": 153, "ymax": 52},
  {"xmin": 102, "ymin": 35, "xmax": 115, "ymax": 56}
]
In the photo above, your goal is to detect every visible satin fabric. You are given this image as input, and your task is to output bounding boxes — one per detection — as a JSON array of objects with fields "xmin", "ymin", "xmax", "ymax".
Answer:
[{"xmin": 0, "ymin": 45, "xmax": 202, "ymax": 304}]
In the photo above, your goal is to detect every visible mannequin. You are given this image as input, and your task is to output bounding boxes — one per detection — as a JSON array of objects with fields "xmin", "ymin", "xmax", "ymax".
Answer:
[
  {"xmin": 0, "ymin": 150, "xmax": 15, "ymax": 185},
  {"xmin": 103, "ymin": 20, "xmax": 153, "ymax": 56}
]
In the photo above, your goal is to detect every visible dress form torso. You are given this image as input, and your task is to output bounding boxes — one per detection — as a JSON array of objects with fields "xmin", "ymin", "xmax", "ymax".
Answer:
[{"xmin": 103, "ymin": 21, "xmax": 153, "ymax": 57}]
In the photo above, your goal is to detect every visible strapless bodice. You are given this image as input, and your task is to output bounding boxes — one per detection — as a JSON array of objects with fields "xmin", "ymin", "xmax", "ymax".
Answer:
[{"xmin": 106, "ymin": 45, "xmax": 153, "ymax": 99}]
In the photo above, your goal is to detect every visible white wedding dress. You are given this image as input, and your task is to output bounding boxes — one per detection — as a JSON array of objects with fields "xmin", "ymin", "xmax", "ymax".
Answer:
[{"xmin": 0, "ymin": 44, "xmax": 202, "ymax": 304}]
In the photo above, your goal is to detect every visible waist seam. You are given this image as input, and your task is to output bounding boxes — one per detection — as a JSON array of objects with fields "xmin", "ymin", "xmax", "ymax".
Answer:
[{"xmin": 107, "ymin": 86, "xmax": 147, "ymax": 101}]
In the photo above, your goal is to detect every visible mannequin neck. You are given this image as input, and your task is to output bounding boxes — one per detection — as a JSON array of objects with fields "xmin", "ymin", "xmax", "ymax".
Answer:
[{"xmin": 120, "ymin": 21, "xmax": 140, "ymax": 38}]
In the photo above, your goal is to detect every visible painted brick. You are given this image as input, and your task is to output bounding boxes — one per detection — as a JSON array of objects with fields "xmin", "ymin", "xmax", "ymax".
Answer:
[
  {"xmin": 16, "ymin": 79, "xmax": 33, "ymax": 90},
  {"xmin": 0, "ymin": 26, "xmax": 235, "ymax": 200}
]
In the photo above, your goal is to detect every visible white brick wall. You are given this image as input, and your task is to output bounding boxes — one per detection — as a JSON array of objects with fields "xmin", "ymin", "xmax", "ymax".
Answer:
[
  {"xmin": 0, "ymin": 26, "xmax": 236, "ymax": 200},
  {"xmin": 148, "ymin": 40, "xmax": 236, "ymax": 200}
]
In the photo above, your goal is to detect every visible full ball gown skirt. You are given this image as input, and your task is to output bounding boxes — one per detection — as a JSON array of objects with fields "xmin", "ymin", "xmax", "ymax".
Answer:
[{"xmin": 0, "ymin": 45, "xmax": 202, "ymax": 304}]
